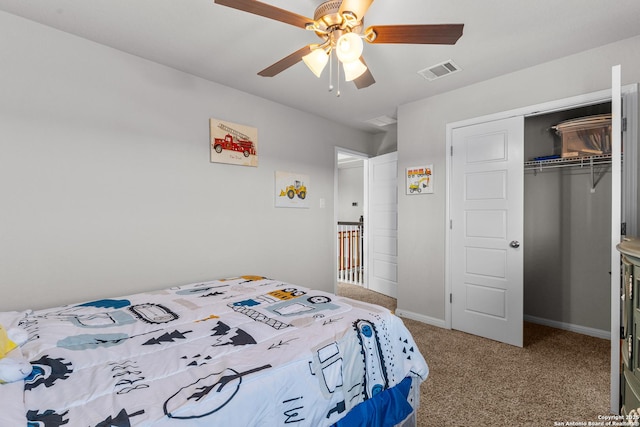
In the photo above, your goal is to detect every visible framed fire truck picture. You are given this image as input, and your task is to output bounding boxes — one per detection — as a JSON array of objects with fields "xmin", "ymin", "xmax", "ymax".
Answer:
[
  {"xmin": 275, "ymin": 171, "xmax": 310, "ymax": 208},
  {"xmin": 406, "ymin": 165, "xmax": 433, "ymax": 194},
  {"xmin": 209, "ymin": 118, "xmax": 258, "ymax": 167}
]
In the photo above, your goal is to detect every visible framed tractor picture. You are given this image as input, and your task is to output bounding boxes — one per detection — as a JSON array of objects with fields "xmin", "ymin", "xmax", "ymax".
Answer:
[
  {"xmin": 275, "ymin": 171, "xmax": 310, "ymax": 208},
  {"xmin": 406, "ymin": 165, "xmax": 433, "ymax": 194},
  {"xmin": 210, "ymin": 118, "xmax": 258, "ymax": 167}
]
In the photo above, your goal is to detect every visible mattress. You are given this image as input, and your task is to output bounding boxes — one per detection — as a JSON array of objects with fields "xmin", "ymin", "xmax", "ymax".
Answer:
[{"xmin": 0, "ymin": 276, "xmax": 428, "ymax": 426}]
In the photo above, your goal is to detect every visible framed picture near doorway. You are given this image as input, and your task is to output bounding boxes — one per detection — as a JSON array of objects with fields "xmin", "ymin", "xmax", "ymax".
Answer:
[{"xmin": 406, "ymin": 165, "xmax": 433, "ymax": 194}]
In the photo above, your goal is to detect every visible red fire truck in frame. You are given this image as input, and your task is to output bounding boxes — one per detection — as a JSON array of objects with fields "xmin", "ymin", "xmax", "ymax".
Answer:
[{"xmin": 212, "ymin": 134, "xmax": 256, "ymax": 157}]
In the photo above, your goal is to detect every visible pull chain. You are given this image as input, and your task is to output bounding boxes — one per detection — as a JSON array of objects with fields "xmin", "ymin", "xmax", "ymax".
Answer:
[
  {"xmin": 336, "ymin": 56, "xmax": 341, "ymax": 97},
  {"xmin": 328, "ymin": 50, "xmax": 334, "ymax": 93},
  {"xmin": 327, "ymin": 50, "xmax": 341, "ymax": 97},
  {"xmin": 336, "ymin": 57, "xmax": 340, "ymax": 97}
]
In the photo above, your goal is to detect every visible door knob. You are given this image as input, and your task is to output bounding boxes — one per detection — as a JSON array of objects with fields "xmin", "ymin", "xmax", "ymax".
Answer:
[{"xmin": 510, "ymin": 241, "xmax": 520, "ymax": 248}]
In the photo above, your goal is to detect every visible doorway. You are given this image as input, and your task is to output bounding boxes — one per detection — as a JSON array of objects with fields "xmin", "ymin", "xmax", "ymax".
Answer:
[
  {"xmin": 335, "ymin": 148, "xmax": 368, "ymax": 292},
  {"xmin": 336, "ymin": 150, "xmax": 367, "ymax": 287},
  {"xmin": 334, "ymin": 149, "xmax": 399, "ymax": 299},
  {"xmin": 523, "ymin": 102, "xmax": 613, "ymax": 339}
]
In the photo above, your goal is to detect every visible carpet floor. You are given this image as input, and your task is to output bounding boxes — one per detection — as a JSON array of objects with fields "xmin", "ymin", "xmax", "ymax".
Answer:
[{"xmin": 337, "ymin": 282, "xmax": 611, "ymax": 427}]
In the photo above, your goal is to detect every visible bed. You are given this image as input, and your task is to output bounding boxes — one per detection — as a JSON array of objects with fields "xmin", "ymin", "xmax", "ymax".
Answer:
[{"xmin": 0, "ymin": 276, "xmax": 428, "ymax": 426}]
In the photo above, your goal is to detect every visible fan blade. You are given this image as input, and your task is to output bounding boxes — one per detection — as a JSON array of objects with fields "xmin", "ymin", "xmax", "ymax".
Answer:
[
  {"xmin": 339, "ymin": 0, "xmax": 374, "ymax": 21},
  {"xmin": 366, "ymin": 24, "xmax": 464, "ymax": 44},
  {"xmin": 258, "ymin": 45, "xmax": 312, "ymax": 77},
  {"xmin": 353, "ymin": 56, "xmax": 375, "ymax": 89},
  {"xmin": 214, "ymin": 0, "xmax": 313, "ymax": 29}
]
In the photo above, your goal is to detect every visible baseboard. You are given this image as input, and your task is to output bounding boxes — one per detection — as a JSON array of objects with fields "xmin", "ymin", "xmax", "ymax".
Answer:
[
  {"xmin": 393, "ymin": 311, "xmax": 609, "ymax": 339},
  {"xmin": 395, "ymin": 309, "xmax": 447, "ymax": 329},
  {"xmin": 524, "ymin": 314, "xmax": 611, "ymax": 340}
]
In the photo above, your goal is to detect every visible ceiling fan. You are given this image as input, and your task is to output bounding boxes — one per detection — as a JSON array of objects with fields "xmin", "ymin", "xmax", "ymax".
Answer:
[{"xmin": 213, "ymin": 0, "xmax": 464, "ymax": 90}]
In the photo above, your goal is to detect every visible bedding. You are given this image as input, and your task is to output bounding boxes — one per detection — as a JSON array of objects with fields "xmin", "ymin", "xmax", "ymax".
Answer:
[{"xmin": 0, "ymin": 276, "xmax": 428, "ymax": 426}]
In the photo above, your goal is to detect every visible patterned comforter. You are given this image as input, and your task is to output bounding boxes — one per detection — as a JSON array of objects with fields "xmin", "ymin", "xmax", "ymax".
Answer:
[{"xmin": 0, "ymin": 276, "xmax": 428, "ymax": 426}]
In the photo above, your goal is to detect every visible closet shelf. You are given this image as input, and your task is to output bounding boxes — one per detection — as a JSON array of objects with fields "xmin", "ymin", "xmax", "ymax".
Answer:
[
  {"xmin": 525, "ymin": 153, "xmax": 619, "ymax": 192},
  {"xmin": 524, "ymin": 153, "xmax": 614, "ymax": 171}
]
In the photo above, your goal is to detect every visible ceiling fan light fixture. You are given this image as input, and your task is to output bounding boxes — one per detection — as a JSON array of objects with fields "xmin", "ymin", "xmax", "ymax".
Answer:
[
  {"xmin": 335, "ymin": 32, "xmax": 363, "ymax": 63},
  {"xmin": 302, "ymin": 47, "xmax": 329, "ymax": 78},
  {"xmin": 212, "ymin": 0, "xmax": 464, "ymax": 92},
  {"xmin": 342, "ymin": 58, "xmax": 367, "ymax": 82}
]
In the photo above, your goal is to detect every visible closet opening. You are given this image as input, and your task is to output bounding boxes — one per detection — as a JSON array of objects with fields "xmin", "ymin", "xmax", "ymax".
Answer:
[{"xmin": 523, "ymin": 102, "xmax": 612, "ymax": 339}]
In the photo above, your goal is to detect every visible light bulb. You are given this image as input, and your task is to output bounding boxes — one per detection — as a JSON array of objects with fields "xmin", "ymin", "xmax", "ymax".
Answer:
[{"xmin": 336, "ymin": 32, "xmax": 363, "ymax": 64}]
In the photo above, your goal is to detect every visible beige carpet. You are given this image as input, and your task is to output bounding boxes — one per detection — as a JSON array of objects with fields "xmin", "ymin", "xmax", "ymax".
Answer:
[{"xmin": 337, "ymin": 283, "xmax": 610, "ymax": 427}]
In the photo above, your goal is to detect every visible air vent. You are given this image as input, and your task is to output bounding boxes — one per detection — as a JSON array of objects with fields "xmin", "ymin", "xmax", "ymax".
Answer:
[
  {"xmin": 417, "ymin": 60, "xmax": 461, "ymax": 81},
  {"xmin": 366, "ymin": 115, "xmax": 397, "ymax": 127}
]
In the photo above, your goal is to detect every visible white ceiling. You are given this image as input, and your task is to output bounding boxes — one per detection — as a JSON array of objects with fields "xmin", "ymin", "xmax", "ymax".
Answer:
[{"xmin": 1, "ymin": 0, "xmax": 640, "ymax": 133}]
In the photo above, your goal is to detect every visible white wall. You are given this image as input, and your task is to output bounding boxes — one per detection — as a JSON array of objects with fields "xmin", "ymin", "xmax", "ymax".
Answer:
[
  {"xmin": 397, "ymin": 35, "xmax": 640, "ymax": 323},
  {"xmin": 0, "ymin": 11, "xmax": 376, "ymax": 311},
  {"xmin": 372, "ymin": 124, "xmax": 398, "ymax": 155}
]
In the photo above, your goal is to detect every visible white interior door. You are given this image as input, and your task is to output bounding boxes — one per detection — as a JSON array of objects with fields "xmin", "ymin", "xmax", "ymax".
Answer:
[
  {"xmin": 610, "ymin": 64, "xmax": 622, "ymax": 414},
  {"xmin": 367, "ymin": 152, "xmax": 398, "ymax": 298},
  {"xmin": 450, "ymin": 116, "xmax": 524, "ymax": 347}
]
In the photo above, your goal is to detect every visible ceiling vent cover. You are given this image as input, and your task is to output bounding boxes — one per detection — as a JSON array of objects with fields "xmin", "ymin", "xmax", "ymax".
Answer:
[
  {"xmin": 366, "ymin": 115, "xmax": 397, "ymax": 127},
  {"xmin": 418, "ymin": 60, "xmax": 461, "ymax": 81}
]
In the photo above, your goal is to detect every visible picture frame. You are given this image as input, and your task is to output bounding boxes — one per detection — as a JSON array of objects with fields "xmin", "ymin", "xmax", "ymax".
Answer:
[
  {"xmin": 275, "ymin": 171, "xmax": 310, "ymax": 208},
  {"xmin": 406, "ymin": 165, "xmax": 433, "ymax": 194},
  {"xmin": 210, "ymin": 118, "xmax": 258, "ymax": 167}
]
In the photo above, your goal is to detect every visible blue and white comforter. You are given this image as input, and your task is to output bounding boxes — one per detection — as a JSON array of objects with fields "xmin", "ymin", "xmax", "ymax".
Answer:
[{"xmin": 0, "ymin": 276, "xmax": 428, "ymax": 426}]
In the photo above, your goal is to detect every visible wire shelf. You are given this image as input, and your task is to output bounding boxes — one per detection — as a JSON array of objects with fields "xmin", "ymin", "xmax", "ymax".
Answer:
[
  {"xmin": 524, "ymin": 153, "xmax": 615, "ymax": 171},
  {"xmin": 524, "ymin": 153, "xmax": 621, "ymax": 192}
]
